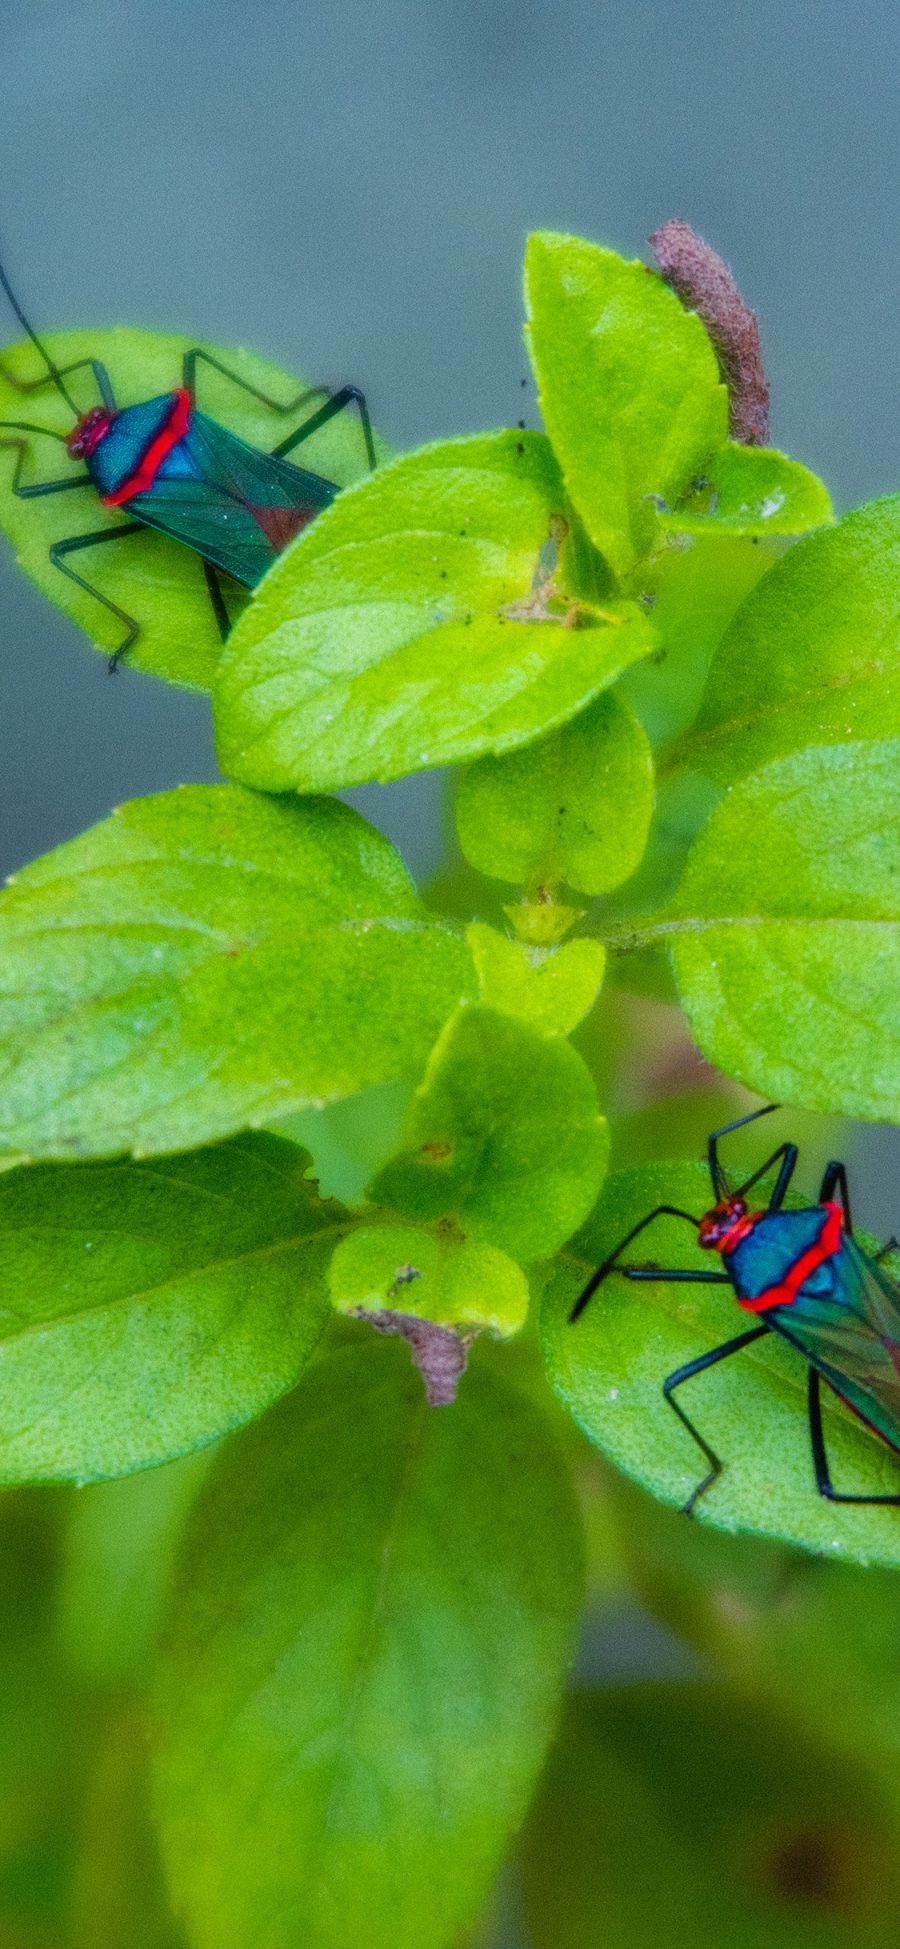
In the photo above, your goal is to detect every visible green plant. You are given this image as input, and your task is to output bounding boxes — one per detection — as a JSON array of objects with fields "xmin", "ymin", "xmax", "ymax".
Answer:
[{"xmin": 0, "ymin": 223, "xmax": 896, "ymax": 1947}]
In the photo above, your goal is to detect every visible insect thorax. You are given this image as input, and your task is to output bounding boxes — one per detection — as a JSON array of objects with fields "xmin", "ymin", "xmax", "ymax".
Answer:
[{"xmin": 726, "ymin": 1206, "xmax": 838, "ymax": 1305}]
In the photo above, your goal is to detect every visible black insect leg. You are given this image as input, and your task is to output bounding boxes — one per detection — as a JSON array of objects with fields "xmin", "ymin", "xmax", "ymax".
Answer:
[
  {"xmin": 664, "ymin": 1326, "xmax": 769, "ymax": 1514},
  {"xmin": 819, "ymin": 1161, "xmax": 853, "ymax": 1232},
  {"xmin": 624, "ymin": 1268, "xmax": 732, "ymax": 1284},
  {"xmin": 707, "ymin": 1105, "xmax": 778, "ymax": 1197},
  {"xmin": 49, "ymin": 523, "xmax": 144, "ymax": 671},
  {"xmin": 569, "ymin": 1205, "xmax": 701, "ymax": 1322},
  {"xmin": 0, "ymin": 436, "xmax": 90, "ymax": 497},
  {"xmin": 271, "ymin": 385, "xmax": 377, "ymax": 474},
  {"xmin": 0, "ymin": 358, "xmax": 116, "ymax": 410},
  {"xmin": 202, "ymin": 559, "xmax": 231, "ymax": 641},
  {"xmin": 808, "ymin": 1368, "xmax": 900, "ymax": 1505},
  {"xmin": 184, "ymin": 350, "xmax": 376, "ymax": 473},
  {"xmin": 183, "ymin": 347, "xmax": 320, "ymax": 415},
  {"xmin": 738, "ymin": 1143, "xmax": 799, "ymax": 1211},
  {"xmin": 875, "ymin": 1237, "xmax": 899, "ymax": 1265}
]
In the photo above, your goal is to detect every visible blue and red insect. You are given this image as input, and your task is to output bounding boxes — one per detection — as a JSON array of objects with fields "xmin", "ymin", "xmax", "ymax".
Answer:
[
  {"xmin": 570, "ymin": 1106, "xmax": 900, "ymax": 1514},
  {"xmin": 0, "ymin": 250, "xmax": 375, "ymax": 666}
]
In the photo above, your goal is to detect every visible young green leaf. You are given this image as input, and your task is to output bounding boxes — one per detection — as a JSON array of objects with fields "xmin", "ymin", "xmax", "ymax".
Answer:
[
  {"xmin": 524, "ymin": 232, "xmax": 728, "ymax": 578},
  {"xmin": 153, "ymin": 1343, "xmax": 584, "ymax": 1949},
  {"xmin": 0, "ymin": 330, "xmax": 382, "ymax": 688},
  {"xmin": 542, "ymin": 1162, "xmax": 900, "ymax": 1566},
  {"xmin": 675, "ymin": 493, "xmax": 900, "ymax": 783},
  {"xmin": 0, "ymin": 785, "xmax": 473, "ymax": 1158},
  {"xmin": 665, "ymin": 741, "xmax": 900, "ymax": 1119},
  {"xmin": 467, "ymin": 922, "xmax": 606, "ymax": 1035},
  {"xmin": 214, "ymin": 432, "xmax": 656, "ymax": 792},
  {"xmin": 657, "ymin": 442, "xmax": 832, "ymax": 539},
  {"xmin": 329, "ymin": 1222, "xmax": 529, "ymax": 1336},
  {"xmin": 523, "ymin": 1686, "xmax": 900, "ymax": 1949},
  {"xmin": 369, "ymin": 1004, "xmax": 609, "ymax": 1261},
  {"xmin": 456, "ymin": 690, "xmax": 653, "ymax": 896},
  {"xmin": 0, "ymin": 1133, "xmax": 344, "ymax": 1483}
]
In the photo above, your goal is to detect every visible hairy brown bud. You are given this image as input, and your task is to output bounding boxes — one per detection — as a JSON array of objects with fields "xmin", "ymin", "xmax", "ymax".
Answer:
[{"xmin": 649, "ymin": 219, "xmax": 770, "ymax": 445}]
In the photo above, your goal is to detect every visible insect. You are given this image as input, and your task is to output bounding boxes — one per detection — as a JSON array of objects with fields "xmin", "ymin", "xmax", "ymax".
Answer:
[
  {"xmin": 570, "ymin": 1105, "xmax": 900, "ymax": 1514},
  {"xmin": 0, "ymin": 250, "xmax": 376, "ymax": 668}
]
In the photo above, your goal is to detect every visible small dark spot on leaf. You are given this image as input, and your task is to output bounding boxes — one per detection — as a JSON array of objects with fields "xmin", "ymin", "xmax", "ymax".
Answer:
[
  {"xmin": 440, "ymin": 569, "xmax": 447, "ymax": 578},
  {"xmin": 516, "ymin": 442, "xmax": 525, "ymax": 455},
  {"xmin": 388, "ymin": 1263, "xmax": 421, "ymax": 1299},
  {"xmin": 421, "ymin": 1139, "xmax": 452, "ymax": 1162},
  {"xmin": 760, "ymin": 1819, "xmax": 872, "ymax": 1921}
]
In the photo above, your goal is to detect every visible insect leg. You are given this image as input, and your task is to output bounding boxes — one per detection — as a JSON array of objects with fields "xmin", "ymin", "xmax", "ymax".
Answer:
[
  {"xmin": 664, "ymin": 1326, "xmax": 769, "ymax": 1514},
  {"xmin": 271, "ymin": 385, "xmax": 377, "ymax": 474},
  {"xmin": 818, "ymin": 1161, "xmax": 853, "ymax": 1232},
  {"xmin": 49, "ymin": 523, "xmax": 144, "ymax": 672},
  {"xmin": 183, "ymin": 348, "xmax": 321, "ymax": 415},
  {"xmin": 707, "ymin": 1104, "xmax": 778, "ymax": 1196},
  {"xmin": 808, "ymin": 1368, "xmax": 900, "ymax": 1505},
  {"xmin": 184, "ymin": 349, "xmax": 376, "ymax": 472},
  {"xmin": 875, "ymin": 1237, "xmax": 899, "ymax": 1265},
  {"xmin": 624, "ymin": 1268, "xmax": 732, "ymax": 1283},
  {"xmin": 0, "ymin": 436, "xmax": 90, "ymax": 497},
  {"xmin": 0, "ymin": 358, "xmax": 116, "ymax": 410},
  {"xmin": 569, "ymin": 1205, "xmax": 701, "ymax": 1322},
  {"xmin": 202, "ymin": 559, "xmax": 231, "ymax": 641},
  {"xmin": 736, "ymin": 1143, "xmax": 799, "ymax": 1210}
]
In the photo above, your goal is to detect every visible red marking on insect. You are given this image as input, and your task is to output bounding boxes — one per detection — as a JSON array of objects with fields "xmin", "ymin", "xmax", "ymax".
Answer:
[
  {"xmin": 101, "ymin": 388, "xmax": 192, "ymax": 506},
  {"xmin": 250, "ymin": 503, "xmax": 315, "ymax": 549},
  {"xmin": 738, "ymin": 1203, "xmax": 844, "ymax": 1314},
  {"xmin": 67, "ymin": 407, "xmax": 114, "ymax": 459},
  {"xmin": 697, "ymin": 1196, "xmax": 759, "ymax": 1254}
]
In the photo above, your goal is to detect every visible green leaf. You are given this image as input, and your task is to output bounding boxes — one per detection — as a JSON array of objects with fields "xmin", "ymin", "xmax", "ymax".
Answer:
[
  {"xmin": 213, "ymin": 431, "xmax": 656, "ymax": 792},
  {"xmin": 524, "ymin": 232, "xmax": 728, "ymax": 579},
  {"xmin": 676, "ymin": 493, "xmax": 900, "ymax": 783},
  {"xmin": 0, "ymin": 1133, "xmax": 343, "ymax": 1483},
  {"xmin": 542, "ymin": 1162, "xmax": 900, "ymax": 1566},
  {"xmin": 523, "ymin": 1686, "xmax": 900, "ymax": 1949},
  {"xmin": 0, "ymin": 330, "xmax": 382, "ymax": 689},
  {"xmin": 0, "ymin": 785, "xmax": 473, "ymax": 1158},
  {"xmin": 370, "ymin": 1004, "xmax": 609, "ymax": 1261},
  {"xmin": 658, "ymin": 442, "xmax": 832, "ymax": 538},
  {"xmin": 467, "ymin": 922, "xmax": 605, "ymax": 1035},
  {"xmin": 71, "ymin": 1710, "xmax": 182, "ymax": 1949},
  {"xmin": 60, "ymin": 1451, "xmax": 210, "ymax": 1683},
  {"xmin": 666, "ymin": 741, "xmax": 900, "ymax": 1119},
  {"xmin": 455, "ymin": 690, "xmax": 654, "ymax": 896},
  {"xmin": 607, "ymin": 1476, "xmax": 900, "ymax": 1812},
  {"xmin": 329, "ymin": 1222, "xmax": 528, "ymax": 1334},
  {"xmin": 153, "ymin": 1343, "xmax": 584, "ymax": 1949},
  {"xmin": 619, "ymin": 532, "xmax": 782, "ymax": 746}
]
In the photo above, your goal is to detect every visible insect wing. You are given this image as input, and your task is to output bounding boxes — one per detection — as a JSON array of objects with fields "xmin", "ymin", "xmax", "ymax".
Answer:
[
  {"xmin": 129, "ymin": 411, "xmax": 337, "ymax": 589},
  {"xmin": 773, "ymin": 1237, "xmax": 900, "ymax": 1452}
]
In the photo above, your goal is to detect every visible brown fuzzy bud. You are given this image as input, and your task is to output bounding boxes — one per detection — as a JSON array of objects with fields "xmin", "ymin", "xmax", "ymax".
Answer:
[{"xmin": 649, "ymin": 219, "xmax": 770, "ymax": 445}]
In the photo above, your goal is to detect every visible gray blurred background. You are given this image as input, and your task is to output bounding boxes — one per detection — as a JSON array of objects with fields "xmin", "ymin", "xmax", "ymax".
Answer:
[{"xmin": 0, "ymin": 0, "xmax": 897, "ymax": 1221}]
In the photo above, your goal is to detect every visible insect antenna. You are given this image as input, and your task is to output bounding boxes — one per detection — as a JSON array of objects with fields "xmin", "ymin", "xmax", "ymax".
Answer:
[{"xmin": 0, "ymin": 249, "xmax": 79, "ymax": 416}]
